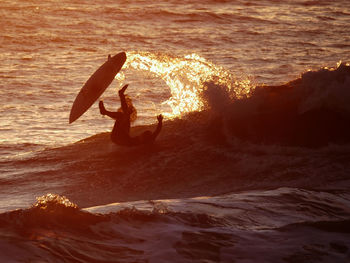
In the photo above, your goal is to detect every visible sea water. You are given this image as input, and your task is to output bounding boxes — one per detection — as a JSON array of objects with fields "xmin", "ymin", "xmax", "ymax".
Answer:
[{"xmin": 1, "ymin": 0, "xmax": 350, "ymax": 262}]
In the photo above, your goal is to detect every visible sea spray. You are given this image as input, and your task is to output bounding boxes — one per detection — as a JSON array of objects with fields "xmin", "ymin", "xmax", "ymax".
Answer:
[{"xmin": 124, "ymin": 52, "xmax": 255, "ymax": 117}]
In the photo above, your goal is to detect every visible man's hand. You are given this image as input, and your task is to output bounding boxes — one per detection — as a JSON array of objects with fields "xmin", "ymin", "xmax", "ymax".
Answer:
[
  {"xmin": 157, "ymin": 114, "xmax": 163, "ymax": 123},
  {"xmin": 119, "ymin": 84, "xmax": 129, "ymax": 95},
  {"xmin": 99, "ymin": 101, "xmax": 106, "ymax": 115}
]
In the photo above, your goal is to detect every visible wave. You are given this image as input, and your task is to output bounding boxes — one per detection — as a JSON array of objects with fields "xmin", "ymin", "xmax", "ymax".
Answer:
[
  {"xmin": 125, "ymin": 52, "xmax": 350, "ymax": 147},
  {"xmin": 0, "ymin": 193, "xmax": 233, "ymax": 262},
  {"xmin": 0, "ymin": 143, "xmax": 44, "ymax": 162},
  {"xmin": 1, "ymin": 189, "xmax": 349, "ymax": 262},
  {"xmin": 10, "ymin": 120, "xmax": 347, "ymax": 209},
  {"xmin": 201, "ymin": 61, "xmax": 350, "ymax": 147},
  {"xmin": 1, "ymin": 57, "xmax": 350, "ymax": 212},
  {"xmin": 2, "ymin": 53, "xmax": 350, "ymax": 201}
]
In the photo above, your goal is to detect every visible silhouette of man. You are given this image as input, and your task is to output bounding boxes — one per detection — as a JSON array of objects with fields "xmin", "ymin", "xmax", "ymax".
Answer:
[{"xmin": 99, "ymin": 84, "xmax": 163, "ymax": 146}]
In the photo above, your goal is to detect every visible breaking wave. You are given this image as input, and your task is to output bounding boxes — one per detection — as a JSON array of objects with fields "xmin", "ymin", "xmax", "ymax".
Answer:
[
  {"xmin": 1, "ymin": 189, "xmax": 350, "ymax": 262},
  {"xmin": 124, "ymin": 52, "xmax": 350, "ymax": 147}
]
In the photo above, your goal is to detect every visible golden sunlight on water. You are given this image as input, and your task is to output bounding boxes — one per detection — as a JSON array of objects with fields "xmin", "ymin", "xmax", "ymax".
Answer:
[
  {"xmin": 33, "ymin": 194, "xmax": 77, "ymax": 210},
  {"xmin": 123, "ymin": 52, "xmax": 255, "ymax": 117}
]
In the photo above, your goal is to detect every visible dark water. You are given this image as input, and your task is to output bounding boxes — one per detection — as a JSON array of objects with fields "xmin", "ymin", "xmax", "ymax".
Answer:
[
  {"xmin": 1, "ymin": 190, "xmax": 350, "ymax": 262},
  {"xmin": 1, "ymin": 0, "xmax": 350, "ymax": 262}
]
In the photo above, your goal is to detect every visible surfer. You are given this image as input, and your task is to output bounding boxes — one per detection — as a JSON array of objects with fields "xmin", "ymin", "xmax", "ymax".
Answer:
[{"xmin": 99, "ymin": 84, "xmax": 163, "ymax": 146}]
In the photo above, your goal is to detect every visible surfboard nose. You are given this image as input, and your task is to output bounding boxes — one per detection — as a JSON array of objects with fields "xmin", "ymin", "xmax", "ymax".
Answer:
[
  {"xmin": 120, "ymin": 51, "xmax": 126, "ymax": 59},
  {"xmin": 114, "ymin": 51, "xmax": 127, "ymax": 62}
]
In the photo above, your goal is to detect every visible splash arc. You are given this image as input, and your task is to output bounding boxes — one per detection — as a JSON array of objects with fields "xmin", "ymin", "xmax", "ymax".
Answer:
[{"xmin": 69, "ymin": 52, "xmax": 127, "ymax": 124}]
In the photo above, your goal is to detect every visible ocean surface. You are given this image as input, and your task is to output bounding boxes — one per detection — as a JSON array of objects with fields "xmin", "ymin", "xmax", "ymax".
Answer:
[{"xmin": 1, "ymin": 0, "xmax": 350, "ymax": 262}]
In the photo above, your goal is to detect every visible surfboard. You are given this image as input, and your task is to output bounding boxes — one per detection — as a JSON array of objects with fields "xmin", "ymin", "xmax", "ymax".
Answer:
[{"xmin": 69, "ymin": 52, "xmax": 127, "ymax": 124}]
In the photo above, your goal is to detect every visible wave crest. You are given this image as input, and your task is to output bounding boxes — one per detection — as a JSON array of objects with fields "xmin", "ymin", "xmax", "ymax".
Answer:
[
  {"xmin": 33, "ymin": 193, "xmax": 78, "ymax": 211},
  {"xmin": 125, "ymin": 51, "xmax": 255, "ymax": 117},
  {"xmin": 298, "ymin": 62, "xmax": 350, "ymax": 114}
]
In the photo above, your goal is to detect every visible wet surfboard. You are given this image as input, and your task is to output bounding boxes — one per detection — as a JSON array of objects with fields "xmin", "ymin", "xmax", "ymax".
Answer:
[{"xmin": 69, "ymin": 52, "xmax": 127, "ymax": 124}]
